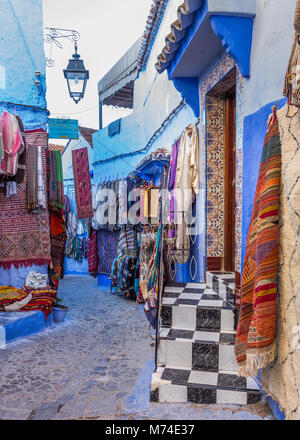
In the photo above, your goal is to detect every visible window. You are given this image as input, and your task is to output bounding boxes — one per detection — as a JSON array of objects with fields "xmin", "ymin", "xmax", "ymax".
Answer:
[{"xmin": 0, "ymin": 65, "xmax": 6, "ymax": 89}]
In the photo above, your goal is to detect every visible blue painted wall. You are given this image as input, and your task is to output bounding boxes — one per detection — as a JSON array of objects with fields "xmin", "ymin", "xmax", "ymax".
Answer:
[
  {"xmin": 0, "ymin": 0, "xmax": 49, "ymax": 286},
  {"xmin": 64, "ymin": 257, "xmax": 88, "ymax": 275},
  {"xmin": 0, "ymin": 0, "xmax": 47, "ymax": 130}
]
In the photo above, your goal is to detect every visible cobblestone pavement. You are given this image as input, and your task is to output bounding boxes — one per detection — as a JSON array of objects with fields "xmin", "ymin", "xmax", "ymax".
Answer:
[{"xmin": 0, "ymin": 276, "xmax": 274, "ymax": 420}]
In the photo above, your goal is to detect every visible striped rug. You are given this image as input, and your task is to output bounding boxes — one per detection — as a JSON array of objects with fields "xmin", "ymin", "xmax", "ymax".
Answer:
[{"xmin": 235, "ymin": 108, "xmax": 281, "ymax": 377}]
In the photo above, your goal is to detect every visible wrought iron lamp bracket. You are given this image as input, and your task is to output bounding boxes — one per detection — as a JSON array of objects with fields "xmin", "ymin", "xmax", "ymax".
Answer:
[{"xmin": 44, "ymin": 27, "xmax": 80, "ymax": 67}]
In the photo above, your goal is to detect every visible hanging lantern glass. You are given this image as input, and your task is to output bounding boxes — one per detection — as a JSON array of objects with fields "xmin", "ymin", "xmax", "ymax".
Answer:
[{"xmin": 63, "ymin": 44, "xmax": 89, "ymax": 104}]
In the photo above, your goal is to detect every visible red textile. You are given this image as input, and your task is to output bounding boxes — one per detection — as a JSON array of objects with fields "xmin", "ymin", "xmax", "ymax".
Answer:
[
  {"xmin": 88, "ymin": 229, "xmax": 98, "ymax": 278},
  {"xmin": 72, "ymin": 148, "xmax": 93, "ymax": 219},
  {"xmin": 50, "ymin": 211, "xmax": 66, "ymax": 235},
  {"xmin": 20, "ymin": 287, "xmax": 58, "ymax": 318}
]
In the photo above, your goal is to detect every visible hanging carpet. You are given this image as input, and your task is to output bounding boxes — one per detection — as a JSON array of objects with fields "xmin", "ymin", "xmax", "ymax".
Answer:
[
  {"xmin": 0, "ymin": 130, "xmax": 51, "ymax": 269},
  {"xmin": 72, "ymin": 147, "xmax": 93, "ymax": 219},
  {"xmin": 88, "ymin": 229, "xmax": 98, "ymax": 278},
  {"xmin": 260, "ymin": 104, "xmax": 300, "ymax": 420},
  {"xmin": 48, "ymin": 150, "xmax": 64, "ymax": 212},
  {"xmin": 234, "ymin": 108, "xmax": 281, "ymax": 377}
]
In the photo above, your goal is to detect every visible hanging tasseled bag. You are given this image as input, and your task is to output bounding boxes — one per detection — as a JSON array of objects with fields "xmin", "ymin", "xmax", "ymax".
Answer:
[{"xmin": 284, "ymin": 0, "xmax": 300, "ymax": 107}]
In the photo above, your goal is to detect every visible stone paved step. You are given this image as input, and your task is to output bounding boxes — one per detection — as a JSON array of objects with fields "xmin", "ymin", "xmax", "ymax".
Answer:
[
  {"xmin": 0, "ymin": 311, "xmax": 54, "ymax": 346},
  {"xmin": 150, "ymin": 367, "xmax": 261, "ymax": 405},
  {"xmin": 161, "ymin": 303, "xmax": 237, "ymax": 332},
  {"xmin": 161, "ymin": 283, "xmax": 238, "ymax": 331},
  {"xmin": 157, "ymin": 328, "xmax": 238, "ymax": 372},
  {"xmin": 206, "ymin": 271, "xmax": 236, "ymax": 307}
]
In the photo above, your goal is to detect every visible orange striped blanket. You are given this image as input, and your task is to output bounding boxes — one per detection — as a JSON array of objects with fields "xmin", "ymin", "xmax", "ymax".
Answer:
[{"xmin": 235, "ymin": 109, "xmax": 281, "ymax": 377}]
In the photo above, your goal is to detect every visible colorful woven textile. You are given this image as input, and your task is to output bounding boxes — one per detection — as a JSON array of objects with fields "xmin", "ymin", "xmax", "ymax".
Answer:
[
  {"xmin": 144, "ymin": 225, "xmax": 163, "ymax": 329},
  {"xmin": 49, "ymin": 212, "xmax": 67, "ymax": 290},
  {"xmin": 49, "ymin": 150, "xmax": 64, "ymax": 212},
  {"xmin": 20, "ymin": 287, "xmax": 57, "ymax": 318},
  {"xmin": 72, "ymin": 148, "xmax": 93, "ymax": 219},
  {"xmin": 26, "ymin": 144, "xmax": 38, "ymax": 211},
  {"xmin": 234, "ymin": 109, "xmax": 281, "ymax": 377},
  {"xmin": 50, "ymin": 211, "xmax": 66, "ymax": 236},
  {"xmin": 88, "ymin": 229, "xmax": 98, "ymax": 278},
  {"xmin": 144, "ymin": 287, "xmax": 158, "ymax": 328},
  {"xmin": 50, "ymin": 232, "xmax": 67, "ymax": 269},
  {"xmin": 0, "ymin": 123, "xmax": 3, "ymax": 164},
  {"xmin": 14, "ymin": 116, "xmax": 27, "ymax": 184},
  {"xmin": 0, "ymin": 111, "xmax": 23, "ymax": 176},
  {"xmin": 37, "ymin": 146, "xmax": 46, "ymax": 209},
  {"xmin": 0, "ymin": 130, "xmax": 51, "ymax": 268},
  {"xmin": 0, "ymin": 285, "xmax": 57, "ymax": 318},
  {"xmin": 0, "ymin": 286, "xmax": 31, "ymax": 312},
  {"xmin": 260, "ymin": 104, "xmax": 300, "ymax": 419},
  {"xmin": 0, "ymin": 286, "xmax": 28, "ymax": 303}
]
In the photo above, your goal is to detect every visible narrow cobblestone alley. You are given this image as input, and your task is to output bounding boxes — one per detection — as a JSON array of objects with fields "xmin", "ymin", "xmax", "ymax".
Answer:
[{"xmin": 0, "ymin": 276, "xmax": 273, "ymax": 420}]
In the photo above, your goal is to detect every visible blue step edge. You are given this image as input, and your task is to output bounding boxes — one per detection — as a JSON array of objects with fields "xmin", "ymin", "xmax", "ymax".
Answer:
[
  {"xmin": 256, "ymin": 370, "xmax": 286, "ymax": 420},
  {"xmin": 0, "ymin": 311, "xmax": 53, "ymax": 346},
  {"xmin": 267, "ymin": 396, "xmax": 286, "ymax": 420},
  {"xmin": 97, "ymin": 273, "xmax": 111, "ymax": 289}
]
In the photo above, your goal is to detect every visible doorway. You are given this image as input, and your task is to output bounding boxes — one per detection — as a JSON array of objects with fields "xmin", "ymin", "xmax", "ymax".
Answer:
[
  {"xmin": 205, "ymin": 68, "xmax": 237, "ymax": 273},
  {"xmin": 223, "ymin": 89, "xmax": 236, "ymax": 272}
]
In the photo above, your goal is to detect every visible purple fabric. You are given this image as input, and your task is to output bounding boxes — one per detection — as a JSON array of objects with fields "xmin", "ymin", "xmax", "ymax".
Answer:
[{"xmin": 168, "ymin": 138, "xmax": 180, "ymax": 238}]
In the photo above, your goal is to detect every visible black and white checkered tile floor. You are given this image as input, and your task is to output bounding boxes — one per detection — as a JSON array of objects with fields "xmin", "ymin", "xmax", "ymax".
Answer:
[
  {"xmin": 151, "ymin": 367, "xmax": 261, "ymax": 404},
  {"xmin": 206, "ymin": 272, "xmax": 236, "ymax": 306},
  {"xmin": 161, "ymin": 283, "xmax": 237, "ymax": 331},
  {"xmin": 163, "ymin": 283, "xmax": 229, "ymax": 308},
  {"xmin": 150, "ymin": 276, "xmax": 262, "ymax": 405}
]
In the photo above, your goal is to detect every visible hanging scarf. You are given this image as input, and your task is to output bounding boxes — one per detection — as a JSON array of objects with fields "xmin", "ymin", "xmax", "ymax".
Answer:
[
  {"xmin": 14, "ymin": 115, "xmax": 27, "ymax": 183},
  {"xmin": 88, "ymin": 229, "xmax": 98, "ymax": 278},
  {"xmin": 49, "ymin": 150, "xmax": 64, "ymax": 212},
  {"xmin": 0, "ymin": 123, "xmax": 4, "ymax": 165},
  {"xmin": 26, "ymin": 144, "xmax": 38, "ymax": 211},
  {"xmin": 234, "ymin": 107, "xmax": 281, "ymax": 377},
  {"xmin": 0, "ymin": 111, "xmax": 23, "ymax": 176},
  {"xmin": 49, "ymin": 150, "xmax": 58, "ymax": 204},
  {"xmin": 144, "ymin": 225, "xmax": 163, "ymax": 329},
  {"xmin": 37, "ymin": 146, "xmax": 46, "ymax": 209},
  {"xmin": 169, "ymin": 138, "xmax": 180, "ymax": 237},
  {"xmin": 49, "ymin": 210, "xmax": 67, "ymax": 290},
  {"xmin": 56, "ymin": 150, "xmax": 64, "ymax": 210},
  {"xmin": 72, "ymin": 147, "xmax": 93, "ymax": 219}
]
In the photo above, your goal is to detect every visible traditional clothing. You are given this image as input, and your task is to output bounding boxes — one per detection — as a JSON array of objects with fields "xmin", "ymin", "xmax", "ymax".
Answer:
[
  {"xmin": 168, "ymin": 138, "xmax": 180, "ymax": 238},
  {"xmin": 174, "ymin": 124, "xmax": 199, "ymax": 264},
  {"xmin": 0, "ymin": 111, "xmax": 23, "ymax": 177}
]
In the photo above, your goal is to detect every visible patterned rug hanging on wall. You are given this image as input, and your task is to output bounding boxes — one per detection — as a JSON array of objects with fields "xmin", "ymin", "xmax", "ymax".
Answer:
[
  {"xmin": 72, "ymin": 147, "xmax": 93, "ymax": 220},
  {"xmin": 0, "ymin": 130, "xmax": 51, "ymax": 269},
  {"xmin": 234, "ymin": 107, "xmax": 281, "ymax": 377}
]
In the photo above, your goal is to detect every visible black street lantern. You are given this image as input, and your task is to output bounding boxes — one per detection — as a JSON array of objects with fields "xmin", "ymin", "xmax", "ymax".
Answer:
[{"xmin": 63, "ymin": 43, "xmax": 89, "ymax": 104}]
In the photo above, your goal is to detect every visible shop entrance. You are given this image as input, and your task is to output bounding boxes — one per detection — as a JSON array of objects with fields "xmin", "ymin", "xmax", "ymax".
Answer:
[
  {"xmin": 223, "ymin": 89, "xmax": 236, "ymax": 272},
  {"xmin": 206, "ymin": 68, "xmax": 237, "ymax": 273}
]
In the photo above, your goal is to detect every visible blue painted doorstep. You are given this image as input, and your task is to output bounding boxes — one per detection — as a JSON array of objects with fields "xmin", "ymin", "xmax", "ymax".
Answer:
[{"xmin": 0, "ymin": 311, "xmax": 53, "ymax": 347}]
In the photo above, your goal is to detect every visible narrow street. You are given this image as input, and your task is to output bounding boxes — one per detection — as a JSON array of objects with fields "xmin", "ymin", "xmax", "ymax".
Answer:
[{"xmin": 0, "ymin": 276, "xmax": 273, "ymax": 420}]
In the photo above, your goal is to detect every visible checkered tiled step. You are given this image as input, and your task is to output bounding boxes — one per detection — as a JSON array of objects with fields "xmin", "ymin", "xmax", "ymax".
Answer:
[
  {"xmin": 157, "ymin": 329, "xmax": 238, "ymax": 371},
  {"xmin": 161, "ymin": 284, "xmax": 237, "ymax": 332},
  {"xmin": 206, "ymin": 272, "xmax": 236, "ymax": 306},
  {"xmin": 150, "ymin": 367, "xmax": 261, "ymax": 405}
]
